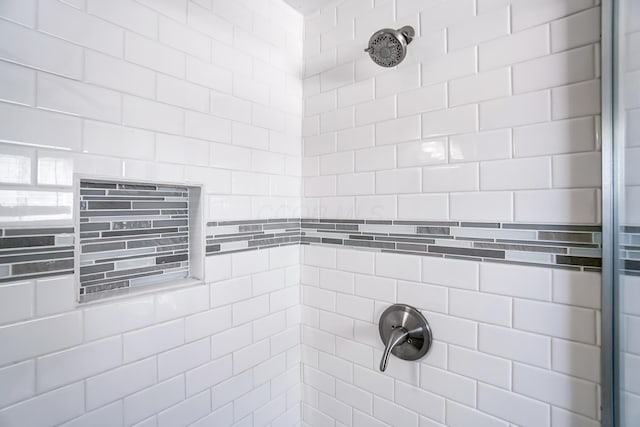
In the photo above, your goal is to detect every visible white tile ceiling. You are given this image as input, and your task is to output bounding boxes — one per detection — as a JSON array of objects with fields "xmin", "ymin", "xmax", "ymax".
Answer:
[{"xmin": 283, "ymin": 0, "xmax": 336, "ymax": 14}]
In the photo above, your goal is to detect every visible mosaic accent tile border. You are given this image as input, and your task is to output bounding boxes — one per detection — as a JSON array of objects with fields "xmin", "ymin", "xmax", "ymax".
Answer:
[
  {"xmin": 79, "ymin": 180, "xmax": 190, "ymax": 299},
  {"xmin": 621, "ymin": 226, "xmax": 640, "ymax": 275},
  {"xmin": 206, "ymin": 218, "xmax": 605, "ymax": 272},
  {"xmin": 0, "ymin": 227, "xmax": 74, "ymax": 283},
  {"xmin": 205, "ymin": 218, "xmax": 301, "ymax": 255}
]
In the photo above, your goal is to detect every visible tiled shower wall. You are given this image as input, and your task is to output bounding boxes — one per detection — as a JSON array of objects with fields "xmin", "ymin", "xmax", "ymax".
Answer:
[
  {"xmin": 0, "ymin": 0, "xmax": 303, "ymax": 426},
  {"xmin": 300, "ymin": 1, "xmax": 603, "ymax": 427},
  {"xmin": 621, "ymin": 1, "xmax": 640, "ymax": 423}
]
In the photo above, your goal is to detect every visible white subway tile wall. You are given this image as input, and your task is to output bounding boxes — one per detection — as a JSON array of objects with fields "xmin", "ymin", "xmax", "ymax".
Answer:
[
  {"xmin": 0, "ymin": 0, "xmax": 303, "ymax": 426},
  {"xmin": 301, "ymin": 1, "xmax": 602, "ymax": 427}
]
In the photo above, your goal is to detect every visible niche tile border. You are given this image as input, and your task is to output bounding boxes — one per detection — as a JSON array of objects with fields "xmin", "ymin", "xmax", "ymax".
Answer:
[{"xmin": 4, "ymin": 217, "xmax": 638, "ymax": 286}]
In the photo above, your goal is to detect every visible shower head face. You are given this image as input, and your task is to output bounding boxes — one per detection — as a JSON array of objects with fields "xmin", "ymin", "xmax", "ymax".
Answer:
[{"xmin": 365, "ymin": 26, "xmax": 415, "ymax": 67}]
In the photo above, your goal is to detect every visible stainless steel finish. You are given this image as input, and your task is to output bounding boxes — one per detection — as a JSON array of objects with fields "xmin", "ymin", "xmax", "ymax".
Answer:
[
  {"xmin": 364, "ymin": 26, "xmax": 415, "ymax": 67},
  {"xmin": 378, "ymin": 304, "xmax": 432, "ymax": 372},
  {"xmin": 600, "ymin": 1, "xmax": 614, "ymax": 425}
]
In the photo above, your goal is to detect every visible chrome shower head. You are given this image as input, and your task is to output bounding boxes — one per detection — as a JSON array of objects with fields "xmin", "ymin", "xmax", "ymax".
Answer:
[{"xmin": 364, "ymin": 26, "xmax": 415, "ymax": 67}]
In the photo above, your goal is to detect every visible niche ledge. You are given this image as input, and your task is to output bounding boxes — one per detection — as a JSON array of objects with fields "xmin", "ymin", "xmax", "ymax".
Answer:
[{"xmin": 74, "ymin": 176, "xmax": 204, "ymax": 304}]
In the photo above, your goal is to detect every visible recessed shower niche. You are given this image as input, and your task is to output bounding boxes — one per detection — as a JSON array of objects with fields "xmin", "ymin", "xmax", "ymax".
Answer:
[{"xmin": 75, "ymin": 178, "xmax": 203, "ymax": 303}]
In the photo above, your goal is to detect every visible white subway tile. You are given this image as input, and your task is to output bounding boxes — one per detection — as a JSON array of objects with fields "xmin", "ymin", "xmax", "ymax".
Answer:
[
  {"xmin": 375, "ymin": 116, "xmax": 421, "ymax": 146},
  {"xmin": 188, "ymin": 59, "xmax": 232, "ymax": 95},
  {"xmin": 0, "ymin": 360, "xmax": 35, "ymax": 408},
  {"xmin": 397, "ymin": 281, "xmax": 447, "ymax": 313},
  {"xmin": 37, "ymin": 336, "xmax": 122, "ymax": 392},
  {"xmin": 514, "ymin": 189, "xmax": 598, "ymax": 223},
  {"xmin": 551, "ymin": 338, "xmax": 600, "ymax": 382},
  {"xmin": 446, "ymin": 401, "xmax": 508, "ymax": 427},
  {"xmin": 123, "ymin": 319, "xmax": 184, "ymax": 362},
  {"xmin": 512, "ymin": 0, "xmax": 594, "ymax": 32},
  {"xmin": 374, "ymin": 396, "xmax": 419, "ymax": 427},
  {"xmin": 513, "ymin": 299, "xmax": 596, "ymax": 344},
  {"xmin": 354, "ymin": 273, "xmax": 395, "ymax": 302},
  {"xmin": 159, "ymin": 17, "xmax": 209, "ymax": 60},
  {"xmin": 84, "ymin": 51, "xmax": 154, "ymax": 98},
  {"xmin": 450, "ymin": 68, "xmax": 510, "ymax": 106},
  {"xmin": 158, "ymin": 391, "xmax": 210, "ymax": 427},
  {"xmin": 376, "ymin": 168, "xmax": 421, "ymax": 194},
  {"xmin": 0, "ymin": 0, "xmax": 36, "ymax": 27},
  {"xmin": 449, "ymin": 346, "xmax": 510, "ymax": 389},
  {"xmin": 420, "ymin": 365, "xmax": 476, "ymax": 406},
  {"xmin": 477, "ymin": 383, "xmax": 550, "ymax": 427},
  {"xmin": 84, "ymin": 294, "xmax": 155, "ymax": 341},
  {"xmin": 336, "ymin": 380, "xmax": 373, "ymax": 415},
  {"xmin": 157, "ymin": 75, "xmax": 209, "ymax": 112},
  {"xmin": 83, "ymin": 120, "xmax": 154, "ymax": 160},
  {"xmin": 186, "ymin": 355, "xmax": 233, "ymax": 395},
  {"xmin": 513, "ymin": 46, "xmax": 595, "ymax": 93},
  {"xmin": 0, "ymin": 61, "xmax": 35, "ymax": 106},
  {"xmin": 124, "ymin": 376, "xmax": 185, "ymax": 426},
  {"xmin": 305, "ymin": 133, "xmax": 337, "ymax": 156},
  {"xmin": 375, "ymin": 64, "xmax": 420, "ymax": 98},
  {"xmin": 450, "ymin": 192, "xmax": 513, "ymax": 222},
  {"xmin": 0, "ymin": 281, "xmax": 33, "ymax": 324},
  {"xmin": 336, "ymin": 249, "xmax": 375, "ymax": 275},
  {"xmin": 513, "ymin": 117, "xmax": 596, "ymax": 157},
  {"xmin": 449, "ymin": 8, "xmax": 509, "ymax": 50},
  {"xmin": 397, "ymin": 84, "xmax": 447, "ymax": 117},
  {"xmin": 424, "ymin": 312, "xmax": 477, "ymax": 349},
  {"xmin": 481, "ymin": 157, "xmax": 552, "ymax": 190},
  {"xmin": 39, "ymin": 0, "xmax": 123, "ymax": 57},
  {"xmin": 211, "ymin": 324, "xmax": 252, "ymax": 359},
  {"xmin": 376, "ymin": 252, "xmax": 421, "ymax": 282},
  {"xmin": 355, "ymin": 97, "xmax": 396, "ymax": 126},
  {"xmin": 480, "ymin": 263, "xmax": 552, "ymax": 300},
  {"xmin": 513, "ymin": 363, "xmax": 597, "ymax": 418},
  {"xmin": 320, "ymin": 151, "xmax": 354, "ymax": 175},
  {"xmin": 337, "ymin": 173, "xmax": 375, "ymax": 195},
  {"xmin": 551, "ymin": 80, "xmax": 601, "ymax": 120},
  {"xmin": 422, "ymin": 48, "xmax": 476, "ymax": 86},
  {"xmin": 87, "ymin": 0, "xmax": 157, "ymax": 38},
  {"xmin": 552, "ymin": 269, "xmax": 601, "ymax": 309},
  {"xmin": 479, "ymin": 25, "xmax": 549, "ymax": 71},
  {"xmin": 450, "ymin": 289, "xmax": 511, "ymax": 326},
  {"xmin": 0, "ymin": 383, "xmax": 84, "ymax": 427},
  {"xmin": 321, "ymin": 62, "xmax": 354, "ymax": 92},
  {"xmin": 551, "ymin": 7, "xmax": 600, "ymax": 52},
  {"xmin": 86, "ymin": 358, "xmax": 156, "ymax": 410},
  {"xmin": 303, "ymin": 286, "xmax": 337, "ymax": 312},
  {"xmin": 125, "ymin": 32, "xmax": 184, "ymax": 77},
  {"xmin": 0, "ymin": 18, "xmax": 82, "ymax": 79},
  {"xmin": 0, "ymin": 312, "xmax": 82, "ymax": 366},
  {"xmin": 59, "ymin": 402, "xmax": 123, "ymax": 427},
  {"xmin": 480, "ymin": 91, "xmax": 551, "ymax": 130},
  {"xmin": 423, "ymin": 105, "xmax": 477, "ymax": 138},
  {"xmin": 419, "ymin": 0, "xmax": 474, "ymax": 31},
  {"xmin": 233, "ymin": 122, "xmax": 268, "ymax": 150},
  {"xmin": 123, "ymin": 96, "xmax": 184, "ymax": 135},
  {"xmin": 232, "ymin": 295, "xmax": 269, "ymax": 325},
  {"xmin": 552, "ymin": 152, "xmax": 601, "ymax": 188},
  {"xmin": 355, "ymin": 145, "xmax": 395, "ymax": 172},
  {"xmin": 397, "ymin": 194, "xmax": 448, "ymax": 220},
  {"xmin": 354, "ymin": 365, "xmax": 393, "ymax": 400},
  {"xmin": 338, "ymin": 79, "xmax": 374, "ymax": 107},
  {"xmin": 422, "ymin": 163, "xmax": 479, "ymax": 193},
  {"xmin": 211, "ymin": 371, "xmax": 252, "ymax": 410},
  {"xmin": 479, "ymin": 324, "xmax": 550, "ymax": 368},
  {"xmin": 397, "ymin": 140, "xmax": 447, "ymax": 167},
  {"xmin": 38, "ymin": 73, "xmax": 120, "ymax": 123},
  {"xmin": 158, "ymin": 338, "xmax": 210, "ymax": 381},
  {"xmin": 554, "ymin": 408, "xmax": 600, "ymax": 427}
]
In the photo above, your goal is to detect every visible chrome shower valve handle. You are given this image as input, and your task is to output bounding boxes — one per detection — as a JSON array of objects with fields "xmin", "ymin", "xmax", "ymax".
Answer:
[{"xmin": 378, "ymin": 304, "xmax": 433, "ymax": 372}]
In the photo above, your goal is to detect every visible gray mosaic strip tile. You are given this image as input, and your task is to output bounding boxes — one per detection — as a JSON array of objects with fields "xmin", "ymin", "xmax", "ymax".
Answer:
[
  {"xmin": 79, "ymin": 180, "xmax": 190, "ymax": 299},
  {"xmin": 0, "ymin": 228, "xmax": 74, "ymax": 282},
  {"xmin": 206, "ymin": 218, "xmax": 605, "ymax": 272}
]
